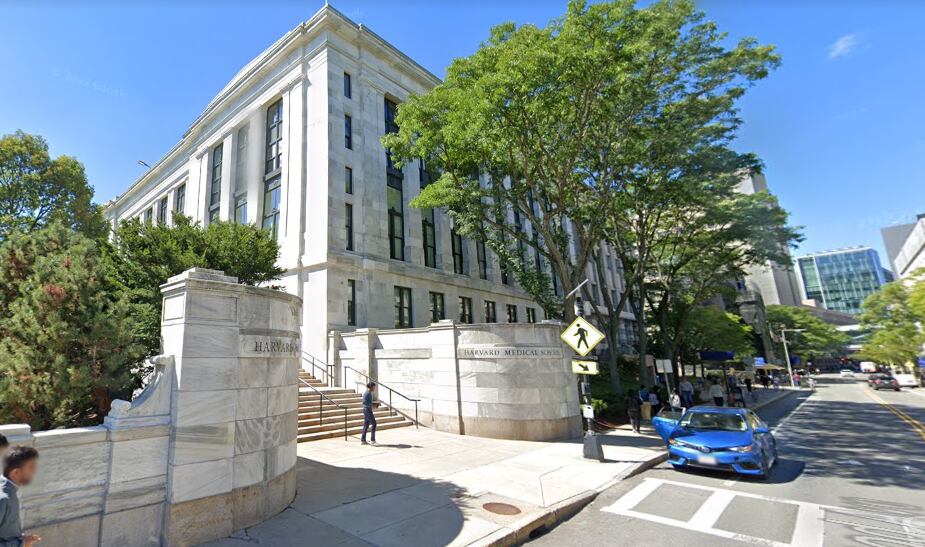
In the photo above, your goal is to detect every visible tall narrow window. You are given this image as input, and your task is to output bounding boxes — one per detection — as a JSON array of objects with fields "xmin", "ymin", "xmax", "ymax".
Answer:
[
  {"xmin": 507, "ymin": 304, "xmax": 518, "ymax": 323},
  {"xmin": 422, "ymin": 208, "xmax": 436, "ymax": 268},
  {"xmin": 476, "ymin": 240, "xmax": 488, "ymax": 280},
  {"xmin": 345, "ymin": 203, "xmax": 354, "ymax": 251},
  {"xmin": 174, "ymin": 184, "xmax": 186, "ymax": 213},
  {"xmin": 452, "ymin": 230, "xmax": 465, "ymax": 275},
  {"xmin": 394, "ymin": 286, "xmax": 412, "ymax": 328},
  {"xmin": 387, "ymin": 183, "xmax": 404, "ymax": 260},
  {"xmin": 501, "ymin": 262, "xmax": 510, "ymax": 285},
  {"xmin": 347, "ymin": 279, "xmax": 356, "ymax": 326},
  {"xmin": 144, "ymin": 207, "xmax": 153, "ymax": 224},
  {"xmin": 209, "ymin": 143, "xmax": 223, "ymax": 221},
  {"xmin": 263, "ymin": 100, "xmax": 283, "ymax": 238},
  {"xmin": 344, "ymin": 114, "xmax": 352, "ymax": 149},
  {"xmin": 234, "ymin": 194, "xmax": 247, "ymax": 224},
  {"xmin": 459, "ymin": 296, "xmax": 473, "ymax": 324},
  {"xmin": 345, "ymin": 166, "xmax": 353, "ymax": 194},
  {"xmin": 343, "ymin": 72, "xmax": 352, "ymax": 99},
  {"xmin": 429, "ymin": 292, "xmax": 445, "ymax": 323},
  {"xmin": 526, "ymin": 307, "xmax": 537, "ymax": 324},
  {"xmin": 484, "ymin": 300, "xmax": 497, "ymax": 323},
  {"xmin": 157, "ymin": 196, "xmax": 168, "ymax": 223}
]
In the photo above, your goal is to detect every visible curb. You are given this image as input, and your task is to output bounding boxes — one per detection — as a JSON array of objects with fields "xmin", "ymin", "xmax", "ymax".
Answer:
[
  {"xmin": 475, "ymin": 449, "xmax": 669, "ymax": 547},
  {"xmin": 476, "ymin": 389, "xmax": 799, "ymax": 546}
]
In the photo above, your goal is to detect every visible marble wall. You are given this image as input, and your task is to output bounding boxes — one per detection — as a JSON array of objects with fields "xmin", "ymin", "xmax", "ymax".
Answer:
[
  {"xmin": 0, "ymin": 268, "xmax": 301, "ymax": 546},
  {"xmin": 331, "ymin": 320, "xmax": 582, "ymax": 441}
]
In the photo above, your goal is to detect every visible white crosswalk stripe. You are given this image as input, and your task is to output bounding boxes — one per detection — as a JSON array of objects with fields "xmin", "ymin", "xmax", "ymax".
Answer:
[{"xmin": 601, "ymin": 478, "xmax": 826, "ymax": 546}]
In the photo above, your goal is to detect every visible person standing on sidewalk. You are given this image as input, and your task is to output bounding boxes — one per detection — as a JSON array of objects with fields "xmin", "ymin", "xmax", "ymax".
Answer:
[
  {"xmin": 0, "ymin": 446, "xmax": 41, "ymax": 547},
  {"xmin": 709, "ymin": 382, "xmax": 725, "ymax": 406},
  {"xmin": 361, "ymin": 382, "xmax": 378, "ymax": 445},
  {"xmin": 669, "ymin": 389, "xmax": 682, "ymax": 411},
  {"xmin": 678, "ymin": 378, "xmax": 693, "ymax": 407},
  {"xmin": 625, "ymin": 389, "xmax": 642, "ymax": 433}
]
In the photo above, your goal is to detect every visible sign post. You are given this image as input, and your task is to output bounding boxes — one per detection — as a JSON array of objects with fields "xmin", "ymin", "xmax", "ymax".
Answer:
[{"xmin": 561, "ymin": 300, "xmax": 605, "ymax": 461}]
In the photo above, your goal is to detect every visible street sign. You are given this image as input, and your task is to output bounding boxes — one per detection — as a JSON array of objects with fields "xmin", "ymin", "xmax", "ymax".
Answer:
[
  {"xmin": 655, "ymin": 359, "xmax": 673, "ymax": 374},
  {"xmin": 581, "ymin": 404, "xmax": 594, "ymax": 419},
  {"xmin": 572, "ymin": 360, "xmax": 599, "ymax": 375},
  {"xmin": 560, "ymin": 316, "xmax": 605, "ymax": 357}
]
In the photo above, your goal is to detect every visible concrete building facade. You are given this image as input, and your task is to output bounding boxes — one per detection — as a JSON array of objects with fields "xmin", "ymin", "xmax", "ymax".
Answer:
[
  {"xmin": 882, "ymin": 214, "xmax": 925, "ymax": 279},
  {"xmin": 735, "ymin": 171, "xmax": 802, "ymax": 307},
  {"xmin": 103, "ymin": 5, "xmax": 636, "ymax": 361}
]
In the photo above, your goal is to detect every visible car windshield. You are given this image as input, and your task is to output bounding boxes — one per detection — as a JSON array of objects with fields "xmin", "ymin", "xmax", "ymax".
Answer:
[{"xmin": 679, "ymin": 412, "xmax": 748, "ymax": 432}]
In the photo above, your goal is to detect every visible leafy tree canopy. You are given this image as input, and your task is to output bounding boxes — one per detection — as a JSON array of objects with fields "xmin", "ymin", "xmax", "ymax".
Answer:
[
  {"xmin": 766, "ymin": 305, "xmax": 849, "ymax": 361},
  {"xmin": 682, "ymin": 308, "xmax": 756, "ymax": 361},
  {"xmin": 108, "ymin": 215, "xmax": 284, "ymax": 355},
  {"xmin": 0, "ymin": 224, "xmax": 145, "ymax": 429},
  {"xmin": 0, "ymin": 130, "xmax": 105, "ymax": 241},
  {"xmin": 858, "ymin": 280, "xmax": 924, "ymax": 366}
]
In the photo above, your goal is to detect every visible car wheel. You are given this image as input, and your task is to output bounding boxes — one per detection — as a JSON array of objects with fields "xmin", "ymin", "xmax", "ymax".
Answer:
[{"xmin": 756, "ymin": 451, "xmax": 770, "ymax": 480}]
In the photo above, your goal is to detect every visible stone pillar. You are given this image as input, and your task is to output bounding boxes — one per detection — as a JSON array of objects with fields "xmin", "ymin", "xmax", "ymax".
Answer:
[{"xmin": 160, "ymin": 268, "xmax": 300, "ymax": 545}]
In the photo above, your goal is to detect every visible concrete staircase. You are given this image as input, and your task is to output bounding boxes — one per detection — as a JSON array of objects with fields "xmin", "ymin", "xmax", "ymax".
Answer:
[{"xmin": 297, "ymin": 371, "xmax": 414, "ymax": 442}]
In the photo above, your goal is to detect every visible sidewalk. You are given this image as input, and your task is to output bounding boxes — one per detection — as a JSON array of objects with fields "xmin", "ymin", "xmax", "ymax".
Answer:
[
  {"xmin": 204, "ymin": 426, "xmax": 665, "ymax": 547},
  {"xmin": 205, "ymin": 389, "xmax": 798, "ymax": 547}
]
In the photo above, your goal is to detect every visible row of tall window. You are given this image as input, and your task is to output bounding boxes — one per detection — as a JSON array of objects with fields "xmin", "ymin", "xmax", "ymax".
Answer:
[
  {"xmin": 344, "ymin": 281, "xmax": 538, "ymax": 328},
  {"xmin": 139, "ymin": 184, "xmax": 185, "ymax": 225}
]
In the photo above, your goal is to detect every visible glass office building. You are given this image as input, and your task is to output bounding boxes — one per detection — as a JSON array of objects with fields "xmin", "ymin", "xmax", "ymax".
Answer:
[{"xmin": 796, "ymin": 247, "xmax": 888, "ymax": 315}]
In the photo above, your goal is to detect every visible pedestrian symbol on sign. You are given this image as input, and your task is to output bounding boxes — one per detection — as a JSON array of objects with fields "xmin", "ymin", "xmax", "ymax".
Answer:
[{"xmin": 560, "ymin": 317, "xmax": 604, "ymax": 357}]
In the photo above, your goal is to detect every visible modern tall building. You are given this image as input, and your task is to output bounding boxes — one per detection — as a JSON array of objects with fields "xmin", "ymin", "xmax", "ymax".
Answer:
[
  {"xmin": 735, "ymin": 171, "xmax": 803, "ymax": 307},
  {"xmin": 881, "ymin": 214, "xmax": 925, "ymax": 279},
  {"xmin": 103, "ymin": 5, "xmax": 636, "ymax": 359},
  {"xmin": 796, "ymin": 247, "xmax": 888, "ymax": 315}
]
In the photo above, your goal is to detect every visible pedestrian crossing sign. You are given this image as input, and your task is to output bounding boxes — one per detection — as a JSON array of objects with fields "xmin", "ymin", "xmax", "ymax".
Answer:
[
  {"xmin": 572, "ymin": 360, "xmax": 600, "ymax": 375},
  {"xmin": 561, "ymin": 316, "xmax": 605, "ymax": 357}
]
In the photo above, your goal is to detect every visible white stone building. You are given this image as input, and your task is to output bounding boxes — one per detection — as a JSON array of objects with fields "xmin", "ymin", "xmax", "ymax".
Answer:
[{"xmin": 104, "ymin": 5, "xmax": 635, "ymax": 360}]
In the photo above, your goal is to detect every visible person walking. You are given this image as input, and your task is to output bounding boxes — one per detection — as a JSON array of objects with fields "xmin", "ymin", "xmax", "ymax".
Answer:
[
  {"xmin": 0, "ymin": 446, "xmax": 41, "ymax": 547},
  {"xmin": 625, "ymin": 389, "xmax": 642, "ymax": 433},
  {"xmin": 709, "ymin": 382, "xmax": 725, "ymax": 406},
  {"xmin": 648, "ymin": 387, "xmax": 661, "ymax": 415},
  {"xmin": 669, "ymin": 389, "xmax": 682, "ymax": 411},
  {"xmin": 679, "ymin": 378, "xmax": 694, "ymax": 408},
  {"xmin": 360, "ymin": 382, "xmax": 378, "ymax": 445}
]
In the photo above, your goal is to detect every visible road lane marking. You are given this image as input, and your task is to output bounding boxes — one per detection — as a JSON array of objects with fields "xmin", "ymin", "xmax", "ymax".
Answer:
[
  {"xmin": 602, "ymin": 478, "xmax": 826, "ymax": 547},
  {"xmin": 865, "ymin": 390, "xmax": 925, "ymax": 443},
  {"xmin": 688, "ymin": 489, "xmax": 736, "ymax": 530}
]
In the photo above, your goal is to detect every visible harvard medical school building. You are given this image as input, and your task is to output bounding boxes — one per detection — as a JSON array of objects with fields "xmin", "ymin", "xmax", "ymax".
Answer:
[
  {"xmin": 796, "ymin": 247, "xmax": 890, "ymax": 315},
  {"xmin": 104, "ymin": 5, "xmax": 636, "ymax": 359}
]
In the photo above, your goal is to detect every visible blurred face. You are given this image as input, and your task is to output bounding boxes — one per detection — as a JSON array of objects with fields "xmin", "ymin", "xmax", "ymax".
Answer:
[{"xmin": 10, "ymin": 458, "xmax": 38, "ymax": 486}]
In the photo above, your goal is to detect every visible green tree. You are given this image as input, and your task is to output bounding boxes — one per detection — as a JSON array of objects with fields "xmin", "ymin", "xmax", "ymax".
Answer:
[
  {"xmin": 0, "ymin": 224, "xmax": 145, "ymax": 429},
  {"xmin": 383, "ymin": 0, "xmax": 779, "ymax": 392},
  {"xmin": 645, "ymin": 185, "xmax": 800, "ymax": 379},
  {"xmin": 680, "ymin": 308, "xmax": 755, "ymax": 365},
  {"xmin": 858, "ymin": 281, "xmax": 924, "ymax": 367},
  {"xmin": 766, "ymin": 305, "xmax": 849, "ymax": 363},
  {"xmin": 108, "ymin": 215, "xmax": 284, "ymax": 356},
  {"xmin": 0, "ymin": 130, "xmax": 105, "ymax": 241}
]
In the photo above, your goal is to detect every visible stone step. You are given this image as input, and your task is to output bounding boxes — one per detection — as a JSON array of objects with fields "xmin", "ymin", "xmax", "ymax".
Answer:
[
  {"xmin": 297, "ymin": 420, "xmax": 413, "ymax": 443},
  {"xmin": 298, "ymin": 414, "xmax": 409, "ymax": 434},
  {"xmin": 298, "ymin": 408, "xmax": 397, "ymax": 426},
  {"xmin": 298, "ymin": 389, "xmax": 357, "ymax": 399},
  {"xmin": 298, "ymin": 399, "xmax": 365, "ymax": 411}
]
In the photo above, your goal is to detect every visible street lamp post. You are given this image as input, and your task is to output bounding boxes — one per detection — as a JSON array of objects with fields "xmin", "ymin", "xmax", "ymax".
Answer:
[{"xmin": 779, "ymin": 328, "xmax": 806, "ymax": 388}]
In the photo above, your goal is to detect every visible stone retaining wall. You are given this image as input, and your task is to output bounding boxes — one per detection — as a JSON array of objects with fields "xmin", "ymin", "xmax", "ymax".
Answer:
[
  {"xmin": 0, "ymin": 268, "xmax": 300, "ymax": 546},
  {"xmin": 330, "ymin": 320, "xmax": 581, "ymax": 441}
]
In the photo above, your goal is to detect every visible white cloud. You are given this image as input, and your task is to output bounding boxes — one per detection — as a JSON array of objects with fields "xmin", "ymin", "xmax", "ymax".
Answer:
[{"xmin": 827, "ymin": 34, "xmax": 858, "ymax": 59}]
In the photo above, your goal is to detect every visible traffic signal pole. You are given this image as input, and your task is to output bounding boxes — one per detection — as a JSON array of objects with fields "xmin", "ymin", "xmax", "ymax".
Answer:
[{"xmin": 575, "ymin": 297, "xmax": 605, "ymax": 461}]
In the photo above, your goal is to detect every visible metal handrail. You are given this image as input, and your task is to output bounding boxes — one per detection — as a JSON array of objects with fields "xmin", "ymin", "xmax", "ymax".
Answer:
[
  {"xmin": 298, "ymin": 377, "xmax": 348, "ymax": 440},
  {"xmin": 302, "ymin": 352, "xmax": 335, "ymax": 386},
  {"xmin": 343, "ymin": 365, "xmax": 420, "ymax": 428}
]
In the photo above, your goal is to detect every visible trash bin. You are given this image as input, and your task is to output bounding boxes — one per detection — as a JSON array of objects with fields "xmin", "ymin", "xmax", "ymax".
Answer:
[{"xmin": 641, "ymin": 401, "xmax": 652, "ymax": 421}]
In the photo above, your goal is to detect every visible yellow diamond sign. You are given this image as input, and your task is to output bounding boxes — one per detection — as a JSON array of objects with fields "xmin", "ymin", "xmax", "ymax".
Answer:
[{"xmin": 560, "ymin": 316, "xmax": 604, "ymax": 357}]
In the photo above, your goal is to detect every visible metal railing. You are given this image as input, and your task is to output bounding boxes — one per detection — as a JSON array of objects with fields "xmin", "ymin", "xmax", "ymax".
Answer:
[
  {"xmin": 343, "ymin": 365, "xmax": 420, "ymax": 428},
  {"xmin": 302, "ymin": 352, "xmax": 335, "ymax": 386},
  {"xmin": 298, "ymin": 377, "xmax": 348, "ymax": 440}
]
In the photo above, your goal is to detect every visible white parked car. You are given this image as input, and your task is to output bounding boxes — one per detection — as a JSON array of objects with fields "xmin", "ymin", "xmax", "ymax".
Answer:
[
  {"xmin": 893, "ymin": 374, "xmax": 918, "ymax": 388},
  {"xmin": 839, "ymin": 369, "xmax": 855, "ymax": 378}
]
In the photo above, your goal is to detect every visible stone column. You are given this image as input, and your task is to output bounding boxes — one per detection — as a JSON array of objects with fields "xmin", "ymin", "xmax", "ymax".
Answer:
[{"xmin": 159, "ymin": 268, "xmax": 300, "ymax": 545}]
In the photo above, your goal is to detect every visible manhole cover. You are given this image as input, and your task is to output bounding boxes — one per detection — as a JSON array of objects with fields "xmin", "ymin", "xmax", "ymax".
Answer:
[{"xmin": 482, "ymin": 502, "xmax": 521, "ymax": 515}]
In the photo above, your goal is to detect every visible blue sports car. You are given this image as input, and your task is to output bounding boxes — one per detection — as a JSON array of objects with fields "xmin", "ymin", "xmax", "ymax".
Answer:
[{"xmin": 652, "ymin": 406, "xmax": 778, "ymax": 479}]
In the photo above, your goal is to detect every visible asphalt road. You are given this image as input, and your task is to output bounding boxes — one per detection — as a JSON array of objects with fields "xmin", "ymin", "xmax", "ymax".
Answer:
[{"xmin": 529, "ymin": 375, "xmax": 925, "ymax": 547}]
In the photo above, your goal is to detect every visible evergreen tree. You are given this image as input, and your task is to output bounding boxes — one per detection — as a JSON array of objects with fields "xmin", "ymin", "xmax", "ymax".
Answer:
[{"xmin": 0, "ymin": 224, "xmax": 144, "ymax": 429}]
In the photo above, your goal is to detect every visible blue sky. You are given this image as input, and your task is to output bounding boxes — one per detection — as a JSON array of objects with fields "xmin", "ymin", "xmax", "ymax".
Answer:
[{"xmin": 1, "ymin": 1, "xmax": 923, "ymax": 266}]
